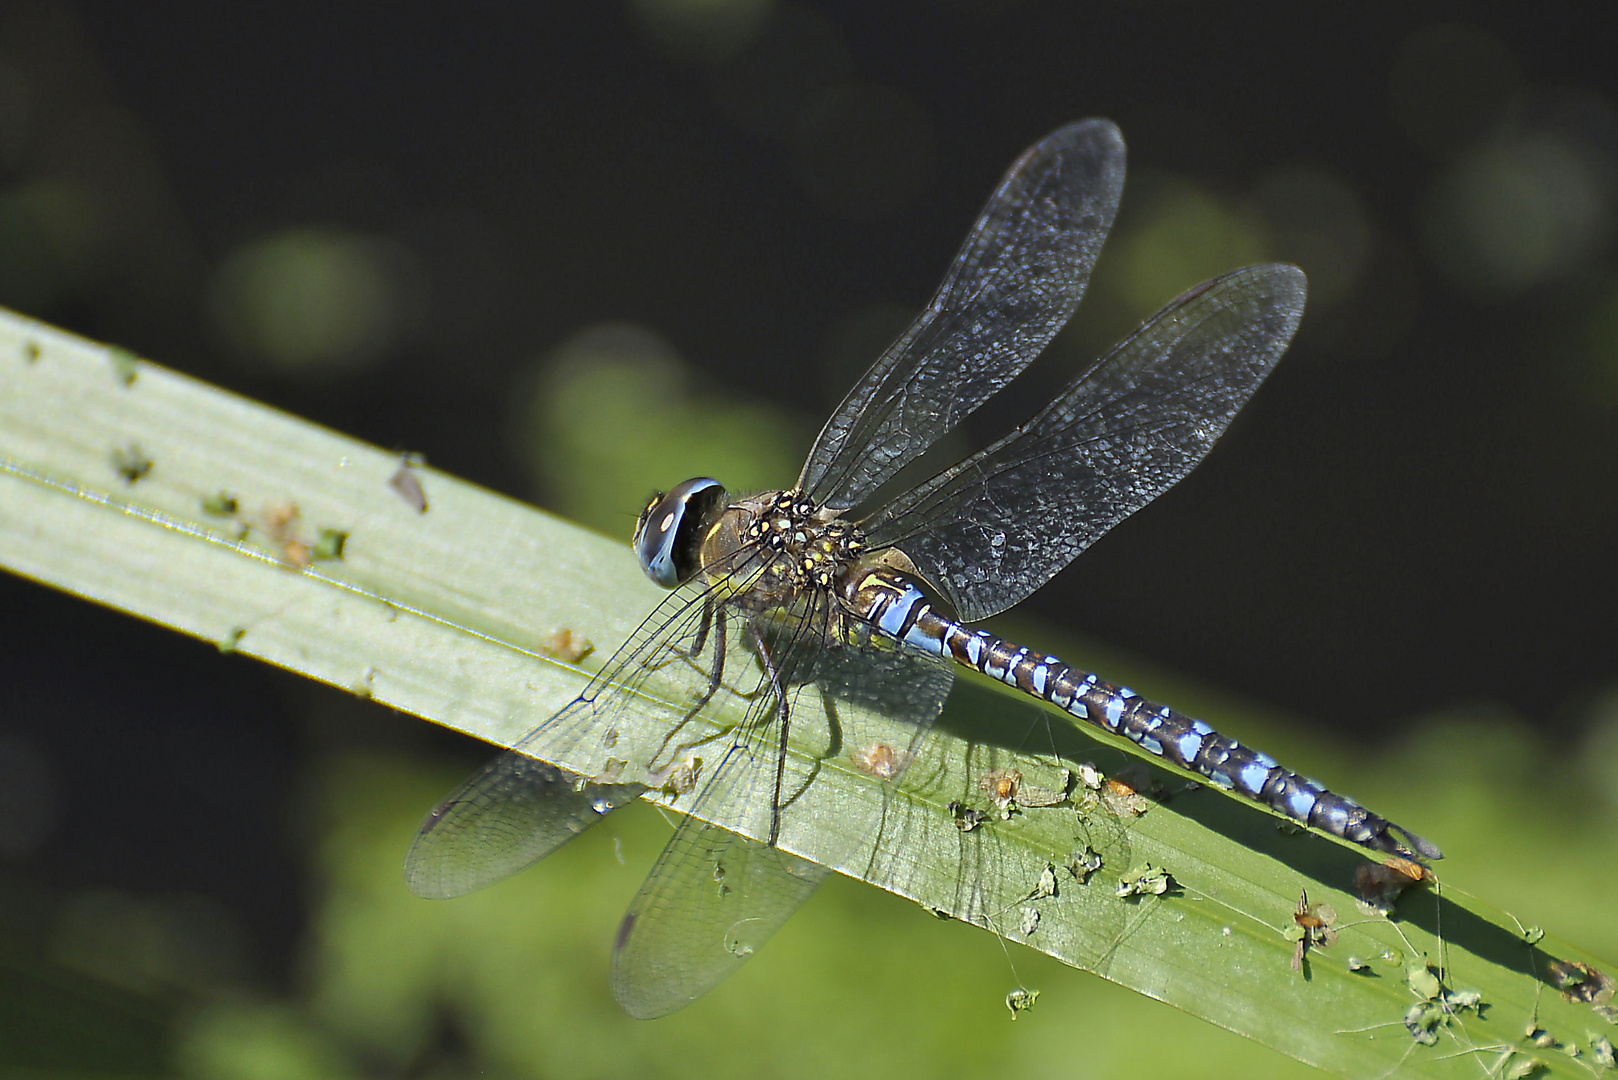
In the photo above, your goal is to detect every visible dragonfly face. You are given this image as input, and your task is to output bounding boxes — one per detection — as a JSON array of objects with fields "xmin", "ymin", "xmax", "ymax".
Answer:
[{"xmin": 409, "ymin": 116, "xmax": 1438, "ymax": 1021}]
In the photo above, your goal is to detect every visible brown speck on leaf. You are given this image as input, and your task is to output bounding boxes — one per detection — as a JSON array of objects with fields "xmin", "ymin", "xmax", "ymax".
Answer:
[
  {"xmin": 652, "ymin": 755, "xmax": 702, "ymax": 798},
  {"xmin": 850, "ymin": 743, "xmax": 906, "ymax": 780},
  {"xmin": 1547, "ymin": 959, "xmax": 1615, "ymax": 1005},
  {"xmin": 978, "ymin": 768, "xmax": 1022, "ymax": 816},
  {"xmin": 539, "ymin": 628, "xmax": 595, "ymax": 663},
  {"xmin": 1095, "ymin": 766, "xmax": 1153, "ymax": 817},
  {"xmin": 112, "ymin": 444, "xmax": 153, "ymax": 484},
  {"xmin": 388, "ymin": 457, "xmax": 429, "ymax": 513},
  {"xmin": 263, "ymin": 502, "xmax": 311, "ymax": 567},
  {"xmin": 947, "ymin": 800, "xmax": 988, "ymax": 832}
]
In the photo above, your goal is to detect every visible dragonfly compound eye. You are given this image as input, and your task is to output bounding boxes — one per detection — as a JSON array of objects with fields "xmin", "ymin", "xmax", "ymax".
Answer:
[{"xmin": 633, "ymin": 477, "xmax": 726, "ymax": 588}]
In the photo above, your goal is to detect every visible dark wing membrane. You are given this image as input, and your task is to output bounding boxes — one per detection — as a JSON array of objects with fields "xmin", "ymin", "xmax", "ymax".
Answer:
[
  {"xmin": 797, "ymin": 119, "xmax": 1126, "ymax": 511},
  {"xmin": 860, "ymin": 265, "xmax": 1307, "ymax": 622}
]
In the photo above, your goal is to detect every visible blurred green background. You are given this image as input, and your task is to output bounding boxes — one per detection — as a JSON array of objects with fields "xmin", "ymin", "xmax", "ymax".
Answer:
[{"xmin": 2, "ymin": 2, "xmax": 1617, "ymax": 1077}]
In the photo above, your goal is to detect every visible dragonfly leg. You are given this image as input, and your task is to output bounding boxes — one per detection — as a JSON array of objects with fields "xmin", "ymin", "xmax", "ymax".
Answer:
[
  {"xmin": 742, "ymin": 619, "xmax": 793, "ymax": 847},
  {"xmin": 687, "ymin": 591, "xmax": 715, "ymax": 657},
  {"xmin": 650, "ymin": 598, "xmax": 733, "ymax": 768}
]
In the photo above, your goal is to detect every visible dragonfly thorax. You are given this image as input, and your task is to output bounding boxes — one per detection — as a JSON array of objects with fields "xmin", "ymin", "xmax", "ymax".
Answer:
[{"xmin": 688, "ymin": 488, "xmax": 866, "ymax": 597}]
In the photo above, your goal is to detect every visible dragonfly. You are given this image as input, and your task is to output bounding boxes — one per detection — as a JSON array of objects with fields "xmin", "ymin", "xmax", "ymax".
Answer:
[{"xmin": 406, "ymin": 118, "xmax": 1441, "ymax": 1018}]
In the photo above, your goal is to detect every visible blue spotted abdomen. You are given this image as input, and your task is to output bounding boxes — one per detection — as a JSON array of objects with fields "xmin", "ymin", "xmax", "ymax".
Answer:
[{"xmin": 845, "ymin": 566, "xmax": 1440, "ymax": 861}]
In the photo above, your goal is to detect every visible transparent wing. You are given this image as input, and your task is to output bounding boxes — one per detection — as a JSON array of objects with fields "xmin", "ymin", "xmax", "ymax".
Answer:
[
  {"xmin": 611, "ymin": 607, "xmax": 956, "ymax": 1017},
  {"xmin": 406, "ymin": 752, "xmax": 646, "ymax": 899},
  {"xmin": 861, "ymin": 265, "xmax": 1307, "ymax": 621},
  {"xmin": 612, "ymin": 825, "xmax": 828, "ymax": 1019},
  {"xmin": 798, "ymin": 118, "xmax": 1126, "ymax": 511},
  {"xmin": 405, "ymin": 544, "xmax": 778, "ymax": 899}
]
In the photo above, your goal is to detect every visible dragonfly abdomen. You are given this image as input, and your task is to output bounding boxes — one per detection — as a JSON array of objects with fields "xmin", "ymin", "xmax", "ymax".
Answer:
[{"xmin": 844, "ymin": 565, "xmax": 1441, "ymax": 861}]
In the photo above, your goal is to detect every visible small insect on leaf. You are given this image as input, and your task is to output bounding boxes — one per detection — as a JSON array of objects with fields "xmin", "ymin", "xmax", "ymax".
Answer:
[
  {"xmin": 1353, "ymin": 855, "xmax": 1433, "ymax": 915},
  {"xmin": 23, "ymin": 339, "xmax": 39, "ymax": 362},
  {"xmin": 1590, "ymin": 1033, "xmax": 1614, "ymax": 1069},
  {"xmin": 201, "ymin": 491, "xmax": 239, "ymax": 516},
  {"xmin": 1115, "ymin": 863, "xmax": 1171, "ymax": 899},
  {"xmin": 1034, "ymin": 863, "xmax": 1059, "ymax": 900},
  {"xmin": 1074, "ymin": 763, "xmax": 1154, "ymax": 820},
  {"xmin": 1293, "ymin": 890, "xmax": 1337, "ymax": 932},
  {"xmin": 1289, "ymin": 888, "xmax": 1338, "ymax": 973},
  {"xmin": 976, "ymin": 766, "xmax": 1067, "ymax": 816},
  {"xmin": 1404, "ymin": 1001, "xmax": 1444, "ymax": 1045},
  {"xmin": 1501, "ymin": 1052, "xmax": 1547, "ymax": 1080},
  {"xmin": 1406, "ymin": 959, "xmax": 1443, "ymax": 1001},
  {"xmin": 1066, "ymin": 846, "xmax": 1102, "ymax": 883},
  {"xmin": 947, "ymin": 801, "xmax": 989, "ymax": 832},
  {"xmin": 1005, "ymin": 987, "xmax": 1039, "ymax": 1018}
]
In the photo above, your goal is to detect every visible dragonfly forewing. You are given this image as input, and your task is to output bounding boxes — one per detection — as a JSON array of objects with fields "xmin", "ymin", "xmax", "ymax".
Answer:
[{"xmin": 801, "ymin": 118, "xmax": 1126, "ymax": 511}]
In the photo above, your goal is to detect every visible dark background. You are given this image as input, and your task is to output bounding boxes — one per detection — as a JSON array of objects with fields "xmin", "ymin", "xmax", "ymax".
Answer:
[{"xmin": 2, "ymin": 0, "xmax": 1615, "ymax": 1061}]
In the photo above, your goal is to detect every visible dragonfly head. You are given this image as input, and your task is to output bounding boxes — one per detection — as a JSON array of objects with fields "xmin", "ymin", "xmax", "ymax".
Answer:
[{"xmin": 634, "ymin": 477, "xmax": 727, "ymax": 588}]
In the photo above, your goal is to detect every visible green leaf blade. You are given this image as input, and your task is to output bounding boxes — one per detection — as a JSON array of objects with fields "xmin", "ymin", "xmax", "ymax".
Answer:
[{"xmin": 2, "ymin": 307, "xmax": 1611, "ymax": 1078}]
